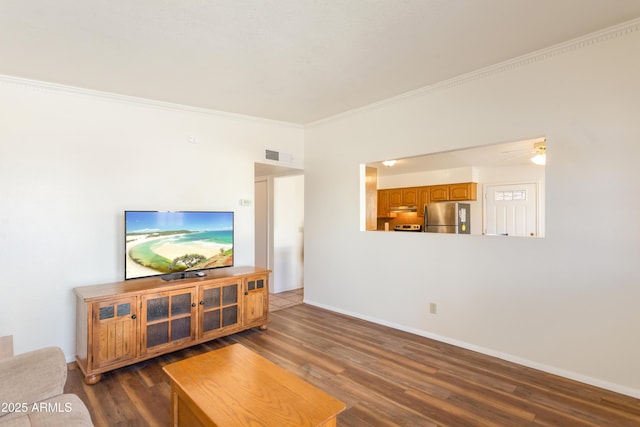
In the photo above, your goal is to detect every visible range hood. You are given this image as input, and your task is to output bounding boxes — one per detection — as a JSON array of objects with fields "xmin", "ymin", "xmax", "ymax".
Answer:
[{"xmin": 390, "ymin": 205, "xmax": 417, "ymax": 213}]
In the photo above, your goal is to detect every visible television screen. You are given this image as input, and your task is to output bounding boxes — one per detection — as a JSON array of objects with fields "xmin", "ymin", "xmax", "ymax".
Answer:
[{"xmin": 125, "ymin": 211, "xmax": 234, "ymax": 280}]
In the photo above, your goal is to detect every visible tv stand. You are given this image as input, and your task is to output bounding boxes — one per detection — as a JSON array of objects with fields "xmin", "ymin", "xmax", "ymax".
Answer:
[
  {"xmin": 74, "ymin": 266, "xmax": 269, "ymax": 384},
  {"xmin": 161, "ymin": 271, "xmax": 207, "ymax": 281}
]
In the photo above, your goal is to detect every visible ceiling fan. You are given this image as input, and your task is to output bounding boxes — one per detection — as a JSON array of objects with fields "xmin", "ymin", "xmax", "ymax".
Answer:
[
  {"xmin": 530, "ymin": 141, "xmax": 546, "ymax": 165},
  {"xmin": 500, "ymin": 139, "xmax": 546, "ymax": 166}
]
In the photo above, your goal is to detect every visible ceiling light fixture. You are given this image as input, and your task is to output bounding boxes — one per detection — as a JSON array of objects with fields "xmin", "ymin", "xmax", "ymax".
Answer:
[
  {"xmin": 530, "ymin": 142, "xmax": 546, "ymax": 166},
  {"xmin": 382, "ymin": 160, "xmax": 397, "ymax": 167}
]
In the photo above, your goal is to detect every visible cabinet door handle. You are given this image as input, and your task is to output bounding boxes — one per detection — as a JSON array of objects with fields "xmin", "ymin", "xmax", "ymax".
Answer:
[
  {"xmin": 199, "ymin": 301, "xmax": 204, "ymax": 305},
  {"xmin": 191, "ymin": 303, "xmax": 197, "ymax": 307},
  {"xmin": 244, "ymin": 291, "xmax": 249, "ymax": 296},
  {"xmin": 131, "ymin": 314, "xmax": 137, "ymax": 319}
]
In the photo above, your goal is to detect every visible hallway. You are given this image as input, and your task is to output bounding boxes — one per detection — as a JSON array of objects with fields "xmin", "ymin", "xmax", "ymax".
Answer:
[{"xmin": 269, "ymin": 288, "xmax": 303, "ymax": 312}]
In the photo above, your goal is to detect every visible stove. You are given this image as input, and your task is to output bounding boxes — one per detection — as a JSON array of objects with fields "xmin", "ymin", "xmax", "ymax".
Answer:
[{"xmin": 393, "ymin": 224, "xmax": 423, "ymax": 232}]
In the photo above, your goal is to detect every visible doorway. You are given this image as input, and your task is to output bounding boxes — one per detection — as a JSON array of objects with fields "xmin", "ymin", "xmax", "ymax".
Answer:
[
  {"xmin": 484, "ymin": 183, "xmax": 538, "ymax": 237},
  {"xmin": 254, "ymin": 163, "xmax": 304, "ymax": 309},
  {"xmin": 254, "ymin": 180, "xmax": 269, "ymax": 269}
]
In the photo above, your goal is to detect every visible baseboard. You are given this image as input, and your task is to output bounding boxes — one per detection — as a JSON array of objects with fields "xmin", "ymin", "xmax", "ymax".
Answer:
[{"xmin": 303, "ymin": 299, "xmax": 640, "ymax": 399}]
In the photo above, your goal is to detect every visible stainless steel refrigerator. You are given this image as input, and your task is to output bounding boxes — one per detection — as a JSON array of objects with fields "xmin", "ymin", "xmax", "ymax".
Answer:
[{"xmin": 424, "ymin": 202, "xmax": 470, "ymax": 234}]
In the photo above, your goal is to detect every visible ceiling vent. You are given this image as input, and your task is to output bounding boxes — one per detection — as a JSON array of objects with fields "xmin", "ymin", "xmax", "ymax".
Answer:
[
  {"xmin": 265, "ymin": 149, "xmax": 279, "ymax": 161},
  {"xmin": 265, "ymin": 149, "xmax": 293, "ymax": 163}
]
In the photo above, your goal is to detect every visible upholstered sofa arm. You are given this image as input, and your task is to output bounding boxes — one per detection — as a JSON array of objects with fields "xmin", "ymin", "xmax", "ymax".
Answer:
[{"xmin": 0, "ymin": 347, "xmax": 67, "ymax": 407}]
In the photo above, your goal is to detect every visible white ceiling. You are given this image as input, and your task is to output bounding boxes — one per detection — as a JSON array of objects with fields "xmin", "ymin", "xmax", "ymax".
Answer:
[
  {"xmin": 2, "ymin": 1, "xmax": 640, "ymax": 124},
  {"xmin": 371, "ymin": 137, "xmax": 546, "ymax": 176}
]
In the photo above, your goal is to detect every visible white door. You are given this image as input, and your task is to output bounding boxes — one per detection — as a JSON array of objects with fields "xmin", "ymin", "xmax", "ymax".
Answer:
[{"xmin": 485, "ymin": 183, "xmax": 538, "ymax": 237}]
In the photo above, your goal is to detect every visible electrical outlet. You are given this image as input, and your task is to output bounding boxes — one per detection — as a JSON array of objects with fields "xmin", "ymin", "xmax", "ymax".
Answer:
[{"xmin": 429, "ymin": 303, "xmax": 437, "ymax": 314}]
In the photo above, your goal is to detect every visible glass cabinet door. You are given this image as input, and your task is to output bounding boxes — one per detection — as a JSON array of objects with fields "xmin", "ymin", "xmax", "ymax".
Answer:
[
  {"xmin": 199, "ymin": 279, "xmax": 241, "ymax": 338},
  {"xmin": 141, "ymin": 288, "xmax": 195, "ymax": 353}
]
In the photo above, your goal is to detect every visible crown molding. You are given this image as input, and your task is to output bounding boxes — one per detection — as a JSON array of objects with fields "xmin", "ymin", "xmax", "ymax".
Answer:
[
  {"xmin": 2, "ymin": 16, "xmax": 638, "ymax": 129},
  {"xmin": 307, "ymin": 17, "xmax": 640, "ymax": 128},
  {"xmin": 0, "ymin": 74, "xmax": 303, "ymax": 129}
]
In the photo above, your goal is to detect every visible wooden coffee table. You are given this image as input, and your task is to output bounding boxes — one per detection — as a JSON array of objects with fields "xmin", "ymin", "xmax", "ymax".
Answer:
[{"xmin": 163, "ymin": 343, "xmax": 346, "ymax": 426}]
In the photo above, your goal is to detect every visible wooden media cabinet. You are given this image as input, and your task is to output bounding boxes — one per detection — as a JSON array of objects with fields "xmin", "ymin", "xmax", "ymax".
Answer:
[{"xmin": 74, "ymin": 266, "xmax": 269, "ymax": 384}]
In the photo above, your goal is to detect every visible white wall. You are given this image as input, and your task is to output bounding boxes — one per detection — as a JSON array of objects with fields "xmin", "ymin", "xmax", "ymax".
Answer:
[
  {"xmin": 0, "ymin": 78, "xmax": 304, "ymax": 360},
  {"xmin": 304, "ymin": 21, "xmax": 640, "ymax": 397},
  {"xmin": 378, "ymin": 166, "xmax": 477, "ymax": 189},
  {"xmin": 273, "ymin": 175, "xmax": 305, "ymax": 292}
]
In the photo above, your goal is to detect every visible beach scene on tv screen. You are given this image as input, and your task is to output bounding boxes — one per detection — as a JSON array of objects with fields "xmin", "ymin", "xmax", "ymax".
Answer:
[{"xmin": 125, "ymin": 211, "xmax": 233, "ymax": 279}]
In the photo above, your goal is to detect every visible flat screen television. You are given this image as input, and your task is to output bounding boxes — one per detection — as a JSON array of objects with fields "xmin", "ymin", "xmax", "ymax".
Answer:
[{"xmin": 125, "ymin": 211, "xmax": 234, "ymax": 281}]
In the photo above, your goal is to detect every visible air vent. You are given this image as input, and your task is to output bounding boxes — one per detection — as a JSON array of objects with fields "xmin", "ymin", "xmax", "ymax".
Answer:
[
  {"xmin": 265, "ymin": 149, "xmax": 293, "ymax": 163},
  {"xmin": 265, "ymin": 149, "xmax": 279, "ymax": 161}
]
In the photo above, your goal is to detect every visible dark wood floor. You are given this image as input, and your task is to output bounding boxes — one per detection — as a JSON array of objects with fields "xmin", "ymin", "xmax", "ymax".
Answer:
[{"xmin": 65, "ymin": 304, "xmax": 640, "ymax": 426}]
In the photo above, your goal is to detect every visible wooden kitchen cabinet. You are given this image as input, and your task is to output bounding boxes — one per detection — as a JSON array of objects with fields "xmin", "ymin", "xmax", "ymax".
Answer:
[
  {"xmin": 388, "ymin": 188, "xmax": 403, "ymax": 206},
  {"xmin": 449, "ymin": 182, "xmax": 477, "ymax": 201},
  {"xmin": 401, "ymin": 187, "xmax": 418, "ymax": 205},
  {"xmin": 388, "ymin": 187, "xmax": 418, "ymax": 206},
  {"xmin": 378, "ymin": 183, "xmax": 476, "ymax": 219},
  {"xmin": 430, "ymin": 183, "xmax": 477, "ymax": 202},
  {"xmin": 74, "ymin": 266, "xmax": 270, "ymax": 384},
  {"xmin": 429, "ymin": 185, "xmax": 450, "ymax": 202},
  {"xmin": 377, "ymin": 189, "xmax": 390, "ymax": 217},
  {"xmin": 378, "ymin": 187, "xmax": 418, "ymax": 217},
  {"xmin": 417, "ymin": 186, "xmax": 430, "ymax": 217}
]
